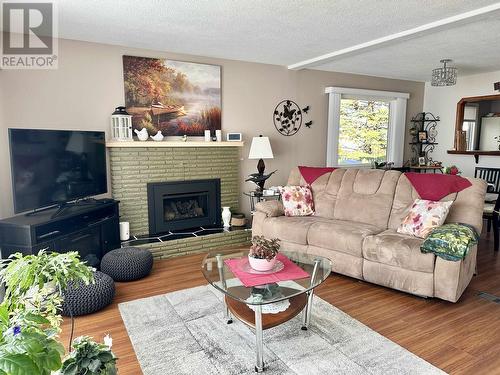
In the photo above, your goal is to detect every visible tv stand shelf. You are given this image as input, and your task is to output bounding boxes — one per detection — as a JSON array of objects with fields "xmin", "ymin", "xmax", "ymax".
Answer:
[{"xmin": 0, "ymin": 200, "xmax": 120, "ymax": 263}]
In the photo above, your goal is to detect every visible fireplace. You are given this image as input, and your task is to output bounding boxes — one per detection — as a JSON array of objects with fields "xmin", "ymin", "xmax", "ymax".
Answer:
[{"xmin": 147, "ymin": 179, "xmax": 221, "ymax": 235}]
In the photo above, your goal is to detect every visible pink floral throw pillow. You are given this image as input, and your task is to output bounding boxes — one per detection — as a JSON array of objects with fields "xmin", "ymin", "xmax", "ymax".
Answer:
[
  {"xmin": 397, "ymin": 199, "xmax": 453, "ymax": 238},
  {"xmin": 279, "ymin": 185, "xmax": 314, "ymax": 217}
]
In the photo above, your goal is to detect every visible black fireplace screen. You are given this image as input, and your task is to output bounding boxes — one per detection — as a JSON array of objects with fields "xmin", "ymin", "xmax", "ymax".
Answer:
[{"xmin": 147, "ymin": 179, "xmax": 221, "ymax": 235}]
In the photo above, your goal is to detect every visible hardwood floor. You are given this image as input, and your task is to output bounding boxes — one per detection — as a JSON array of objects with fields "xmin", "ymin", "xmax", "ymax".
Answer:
[{"xmin": 60, "ymin": 230, "xmax": 500, "ymax": 375}]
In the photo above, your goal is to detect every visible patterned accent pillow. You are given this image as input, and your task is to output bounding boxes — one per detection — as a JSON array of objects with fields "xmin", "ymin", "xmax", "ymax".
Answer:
[
  {"xmin": 279, "ymin": 185, "xmax": 314, "ymax": 217},
  {"xmin": 397, "ymin": 199, "xmax": 453, "ymax": 238}
]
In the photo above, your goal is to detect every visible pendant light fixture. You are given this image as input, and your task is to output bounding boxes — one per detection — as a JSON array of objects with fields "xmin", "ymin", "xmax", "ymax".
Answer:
[{"xmin": 431, "ymin": 59, "xmax": 457, "ymax": 87}]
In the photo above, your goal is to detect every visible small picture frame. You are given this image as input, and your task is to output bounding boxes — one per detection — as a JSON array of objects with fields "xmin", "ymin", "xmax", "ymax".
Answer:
[
  {"xmin": 418, "ymin": 131, "xmax": 428, "ymax": 142},
  {"xmin": 418, "ymin": 156, "xmax": 426, "ymax": 166},
  {"xmin": 418, "ymin": 130, "xmax": 427, "ymax": 143}
]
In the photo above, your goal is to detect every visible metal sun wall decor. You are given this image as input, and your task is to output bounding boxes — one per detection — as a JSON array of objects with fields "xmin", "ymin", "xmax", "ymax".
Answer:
[{"xmin": 273, "ymin": 100, "xmax": 312, "ymax": 136}]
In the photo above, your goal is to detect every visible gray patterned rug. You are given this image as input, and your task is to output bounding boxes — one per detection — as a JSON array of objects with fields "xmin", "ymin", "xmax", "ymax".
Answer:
[{"xmin": 118, "ymin": 284, "xmax": 445, "ymax": 375}]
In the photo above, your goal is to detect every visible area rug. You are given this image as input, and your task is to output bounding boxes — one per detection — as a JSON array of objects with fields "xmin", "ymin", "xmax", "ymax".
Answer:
[{"xmin": 118, "ymin": 284, "xmax": 445, "ymax": 375}]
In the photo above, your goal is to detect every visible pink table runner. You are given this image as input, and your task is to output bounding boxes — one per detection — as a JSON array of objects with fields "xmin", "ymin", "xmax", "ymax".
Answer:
[{"xmin": 224, "ymin": 253, "xmax": 310, "ymax": 287}]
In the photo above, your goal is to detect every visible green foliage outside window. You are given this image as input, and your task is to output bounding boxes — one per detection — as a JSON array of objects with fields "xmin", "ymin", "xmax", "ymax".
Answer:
[{"xmin": 338, "ymin": 99, "xmax": 389, "ymax": 165}]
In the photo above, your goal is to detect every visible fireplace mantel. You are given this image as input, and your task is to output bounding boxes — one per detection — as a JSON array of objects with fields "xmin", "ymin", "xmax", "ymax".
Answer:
[{"xmin": 106, "ymin": 141, "xmax": 244, "ymax": 148}]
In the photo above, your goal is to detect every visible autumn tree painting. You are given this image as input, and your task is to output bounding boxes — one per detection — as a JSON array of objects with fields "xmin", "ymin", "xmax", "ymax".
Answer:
[{"xmin": 123, "ymin": 55, "xmax": 221, "ymax": 136}]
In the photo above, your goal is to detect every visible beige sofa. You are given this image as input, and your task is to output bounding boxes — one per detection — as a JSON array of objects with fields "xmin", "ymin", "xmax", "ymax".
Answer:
[{"xmin": 252, "ymin": 168, "xmax": 487, "ymax": 302}]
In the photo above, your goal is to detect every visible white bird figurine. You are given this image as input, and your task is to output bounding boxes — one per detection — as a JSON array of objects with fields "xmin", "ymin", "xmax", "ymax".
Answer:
[
  {"xmin": 134, "ymin": 128, "xmax": 149, "ymax": 141},
  {"xmin": 150, "ymin": 130, "xmax": 164, "ymax": 142}
]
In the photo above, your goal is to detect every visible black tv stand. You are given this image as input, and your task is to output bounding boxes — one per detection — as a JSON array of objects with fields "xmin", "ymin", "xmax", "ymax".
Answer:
[
  {"xmin": 50, "ymin": 198, "xmax": 109, "ymax": 219},
  {"xmin": 24, "ymin": 198, "xmax": 111, "ymax": 219},
  {"xmin": 0, "ymin": 200, "xmax": 120, "ymax": 263}
]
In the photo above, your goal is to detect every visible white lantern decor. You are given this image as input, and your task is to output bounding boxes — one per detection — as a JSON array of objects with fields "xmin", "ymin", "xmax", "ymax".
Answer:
[{"xmin": 110, "ymin": 106, "xmax": 133, "ymax": 141}]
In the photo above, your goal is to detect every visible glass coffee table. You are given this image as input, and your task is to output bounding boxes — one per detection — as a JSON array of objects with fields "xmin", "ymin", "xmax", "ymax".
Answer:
[{"xmin": 201, "ymin": 249, "xmax": 332, "ymax": 372}]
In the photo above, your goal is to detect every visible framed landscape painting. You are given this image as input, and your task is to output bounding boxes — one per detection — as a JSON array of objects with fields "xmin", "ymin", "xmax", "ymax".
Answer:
[{"xmin": 123, "ymin": 55, "xmax": 221, "ymax": 136}]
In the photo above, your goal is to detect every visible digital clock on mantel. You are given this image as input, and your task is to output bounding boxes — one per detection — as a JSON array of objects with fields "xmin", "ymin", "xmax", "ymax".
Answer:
[{"xmin": 226, "ymin": 133, "xmax": 242, "ymax": 141}]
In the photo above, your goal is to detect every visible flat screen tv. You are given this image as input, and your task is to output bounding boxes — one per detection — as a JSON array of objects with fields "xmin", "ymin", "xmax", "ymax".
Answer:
[{"xmin": 9, "ymin": 129, "xmax": 107, "ymax": 213}]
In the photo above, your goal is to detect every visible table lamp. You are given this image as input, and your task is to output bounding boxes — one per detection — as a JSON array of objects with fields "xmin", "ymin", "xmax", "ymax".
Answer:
[{"xmin": 248, "ymin": 135, "xmax": 274, "ymax": 191}]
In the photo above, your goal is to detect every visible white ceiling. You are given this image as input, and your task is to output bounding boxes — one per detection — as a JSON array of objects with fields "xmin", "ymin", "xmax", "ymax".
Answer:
[{"xmin": 45, "ymin": 0, "xmax": 500, "ymax": 81}]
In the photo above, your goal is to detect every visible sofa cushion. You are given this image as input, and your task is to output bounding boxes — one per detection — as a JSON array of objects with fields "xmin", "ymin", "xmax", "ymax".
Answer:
[
  {"xmin": 261, "ymin": 216, "xmax": 327, "ymax": 245},
  {"xmin": 333, "ymin": 169, "xmax": 401, "ymax": 228},
  {"xmin": 308, "ymin": 245, "xmax": 363, "ymax": 280},
  {"xmin": 363, "ymin": 260, "xmax": 434, "ymax": 297},
  {"xmin": 363, "ymin": 229, "xmax": 435, "ymax": 273},
  {"xmin": 255, "ymin": 200, "xmax": 284, "ymax": 217},
  {"xmin": 307, "ymin": 220, "xmax": 382, "ymax": 257}
]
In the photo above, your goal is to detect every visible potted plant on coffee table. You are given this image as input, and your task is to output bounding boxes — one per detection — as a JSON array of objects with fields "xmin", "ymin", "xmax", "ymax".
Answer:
[{"xmin": 248, "ymin": 236, "xmax": 280, "ymax": 272}]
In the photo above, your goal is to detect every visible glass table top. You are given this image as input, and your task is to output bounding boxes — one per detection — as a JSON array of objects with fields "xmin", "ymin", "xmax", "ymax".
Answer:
[{"xmin": 201, "ymin": 249, "xmax": 332, "ymax": 305}]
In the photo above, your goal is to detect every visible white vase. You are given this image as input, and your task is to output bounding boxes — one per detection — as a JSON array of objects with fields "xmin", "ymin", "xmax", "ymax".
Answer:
[
  {"xmin": 222, "ymin": 206, "xmax": 231, "ymax": 228},
  {"xmin": 248, "ymin": 255, "xmax": 277, "ymax": 272}
]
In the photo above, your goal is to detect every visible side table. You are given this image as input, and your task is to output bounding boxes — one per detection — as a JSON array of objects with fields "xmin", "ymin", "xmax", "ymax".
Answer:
[{"xmin": 409, "ymin": 165, "xmax": 443, "ymax": 174}]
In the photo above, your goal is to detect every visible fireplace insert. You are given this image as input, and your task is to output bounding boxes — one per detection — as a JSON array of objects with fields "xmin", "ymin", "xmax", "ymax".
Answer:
[{"xmin": 147, "ymin": 179, "xmax": 221, "ymax": 235}]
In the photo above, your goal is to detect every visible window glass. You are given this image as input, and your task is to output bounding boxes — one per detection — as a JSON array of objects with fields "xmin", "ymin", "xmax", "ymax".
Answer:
[{"xmin": 338, "ymin": 98, "xmax": 390, "ymax": 165}]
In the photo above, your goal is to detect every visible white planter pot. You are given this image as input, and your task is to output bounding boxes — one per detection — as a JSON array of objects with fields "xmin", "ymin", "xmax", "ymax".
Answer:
[
  {"xmin": 248, "ymin": 255, "xmax": 277, "ymax": 272},
  {"xmin": 222, "ymin": 206, "xmax": 231, "ymax": 228}
]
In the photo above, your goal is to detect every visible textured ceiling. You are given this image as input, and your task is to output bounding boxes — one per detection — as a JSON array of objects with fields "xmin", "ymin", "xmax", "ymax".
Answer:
[
  {"xmin": 313, "ymin": 14, "xmax": 500, "ymax": 81},
  {"xmin": 40, "ymin": 0, "xmax": 500, "ymax": 80}
]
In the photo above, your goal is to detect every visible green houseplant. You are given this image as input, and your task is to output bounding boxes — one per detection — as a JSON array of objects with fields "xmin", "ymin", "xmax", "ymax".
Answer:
[
  {"xmin": 60, "ymin": 336, "xmax": 117, "ymax": 375},
  {"xmin": 248, "ymin": 236, "xmax": 280, "ymax": 271},
  {"xmin": 0, "ymin": 250, "xmax": 100, "ymax": 375},
  {"xmin": 0, "ymin": 250, "xmax": 95, "ymax": 328},
  {"xmin": 0, "ymin": 307, "xmax": 65, "ymax": 375}
]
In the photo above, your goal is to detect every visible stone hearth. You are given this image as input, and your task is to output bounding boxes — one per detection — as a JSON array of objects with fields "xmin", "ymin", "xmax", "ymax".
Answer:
[{"xmin": 108, "ymin": 143, "xmax": 250, "ymax": 258}]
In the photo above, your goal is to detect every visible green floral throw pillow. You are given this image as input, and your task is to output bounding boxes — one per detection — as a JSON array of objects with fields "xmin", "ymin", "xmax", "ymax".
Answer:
[{"xmin": 421, "ymin": 223, "xmax": 479, "ymax": 261}]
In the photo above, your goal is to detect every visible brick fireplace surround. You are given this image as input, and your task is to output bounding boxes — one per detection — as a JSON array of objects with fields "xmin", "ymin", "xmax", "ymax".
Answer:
[{"xmin": 107, "ymin": 142, "xmax": 251, "ymax": 259}]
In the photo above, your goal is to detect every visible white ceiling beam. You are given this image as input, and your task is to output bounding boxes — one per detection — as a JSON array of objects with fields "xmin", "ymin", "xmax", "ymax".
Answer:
[{"xmin": 288, "ymin": 3, "xmax": 500, "ymax": 70}]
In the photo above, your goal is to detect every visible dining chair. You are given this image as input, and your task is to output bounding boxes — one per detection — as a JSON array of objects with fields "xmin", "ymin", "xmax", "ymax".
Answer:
[{"xmin": 474, "ymin": 167, "xmax": 500, "ymax": 251}]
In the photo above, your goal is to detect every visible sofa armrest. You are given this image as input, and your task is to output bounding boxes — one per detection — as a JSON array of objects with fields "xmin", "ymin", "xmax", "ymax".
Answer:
[
  {"xmin": 255, "ymin": 200, "xmax": 284, "ymax": 217},
  {"xmin": 433, "ymin": 244, "xmax": 477, "ymax": 302}
]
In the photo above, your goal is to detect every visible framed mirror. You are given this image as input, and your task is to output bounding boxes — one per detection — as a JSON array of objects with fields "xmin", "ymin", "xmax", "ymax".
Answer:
[{"xmin": 453, "ymin": 94, "xmax": 500, "ymax": 153}]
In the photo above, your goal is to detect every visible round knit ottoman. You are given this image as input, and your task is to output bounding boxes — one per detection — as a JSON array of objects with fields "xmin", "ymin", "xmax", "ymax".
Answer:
[
  {"xmin": 100, "ymin": 247, "xmax": 153, "ymax": 282},
  {"xmin": 62, "ymin": 271, "xmax": 115, "ymax": 316}
]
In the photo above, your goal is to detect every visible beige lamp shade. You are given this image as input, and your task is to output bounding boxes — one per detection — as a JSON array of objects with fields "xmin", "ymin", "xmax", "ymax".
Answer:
[{"xmin": 248, "ymin": 136, "xmax": 274, "ymax": 159}]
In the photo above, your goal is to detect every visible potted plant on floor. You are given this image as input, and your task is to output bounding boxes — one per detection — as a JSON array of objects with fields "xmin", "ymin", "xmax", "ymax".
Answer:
[
  {"xmin": 60, "ymin": 335, "xmax": 117, "ymax": 375},
  {"xmin": 0, "ymin": 250, "xmax": 117, "ymax": 375},
  {"xmin": 0, "ymin": 307, "xmax": 66, "ymax": 375},
  {"xmin": 248, "ymin": 236, "xmax": 280, "ymax": 271},
  {"xmin": 0, "ymin": 250, "xmax": 95, "ymax": 327}
]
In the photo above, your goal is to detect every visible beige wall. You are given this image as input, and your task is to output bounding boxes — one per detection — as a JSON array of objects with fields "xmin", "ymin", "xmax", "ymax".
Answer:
[{"xmin": 0, "ymin": 37, "xmax": 424, "ymax": 219}]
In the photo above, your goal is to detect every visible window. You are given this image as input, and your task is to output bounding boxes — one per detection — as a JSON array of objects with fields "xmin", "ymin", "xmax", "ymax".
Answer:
[
  {"xmin": 325, "ymin": 87, "xmax": 409, "ymax": 168},
  {"xmin": 338, "ymin": 98, "xmax": 390, "ymax": 166}
]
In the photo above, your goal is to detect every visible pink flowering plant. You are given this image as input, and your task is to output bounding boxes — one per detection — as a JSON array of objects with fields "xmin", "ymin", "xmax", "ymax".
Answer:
[{"xmin": 249, "ymin": 236, "xmax": 280, "ymax": 261}]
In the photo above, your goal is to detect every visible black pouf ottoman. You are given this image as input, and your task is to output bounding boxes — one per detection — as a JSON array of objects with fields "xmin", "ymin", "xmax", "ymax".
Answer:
[
  {"xmin": 62, "ymin": 271, "xmax": 115, "ymax": 316},
  {"xmin": 100, "ymin": 247, "xmax": 153, "ymax": 282}
]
